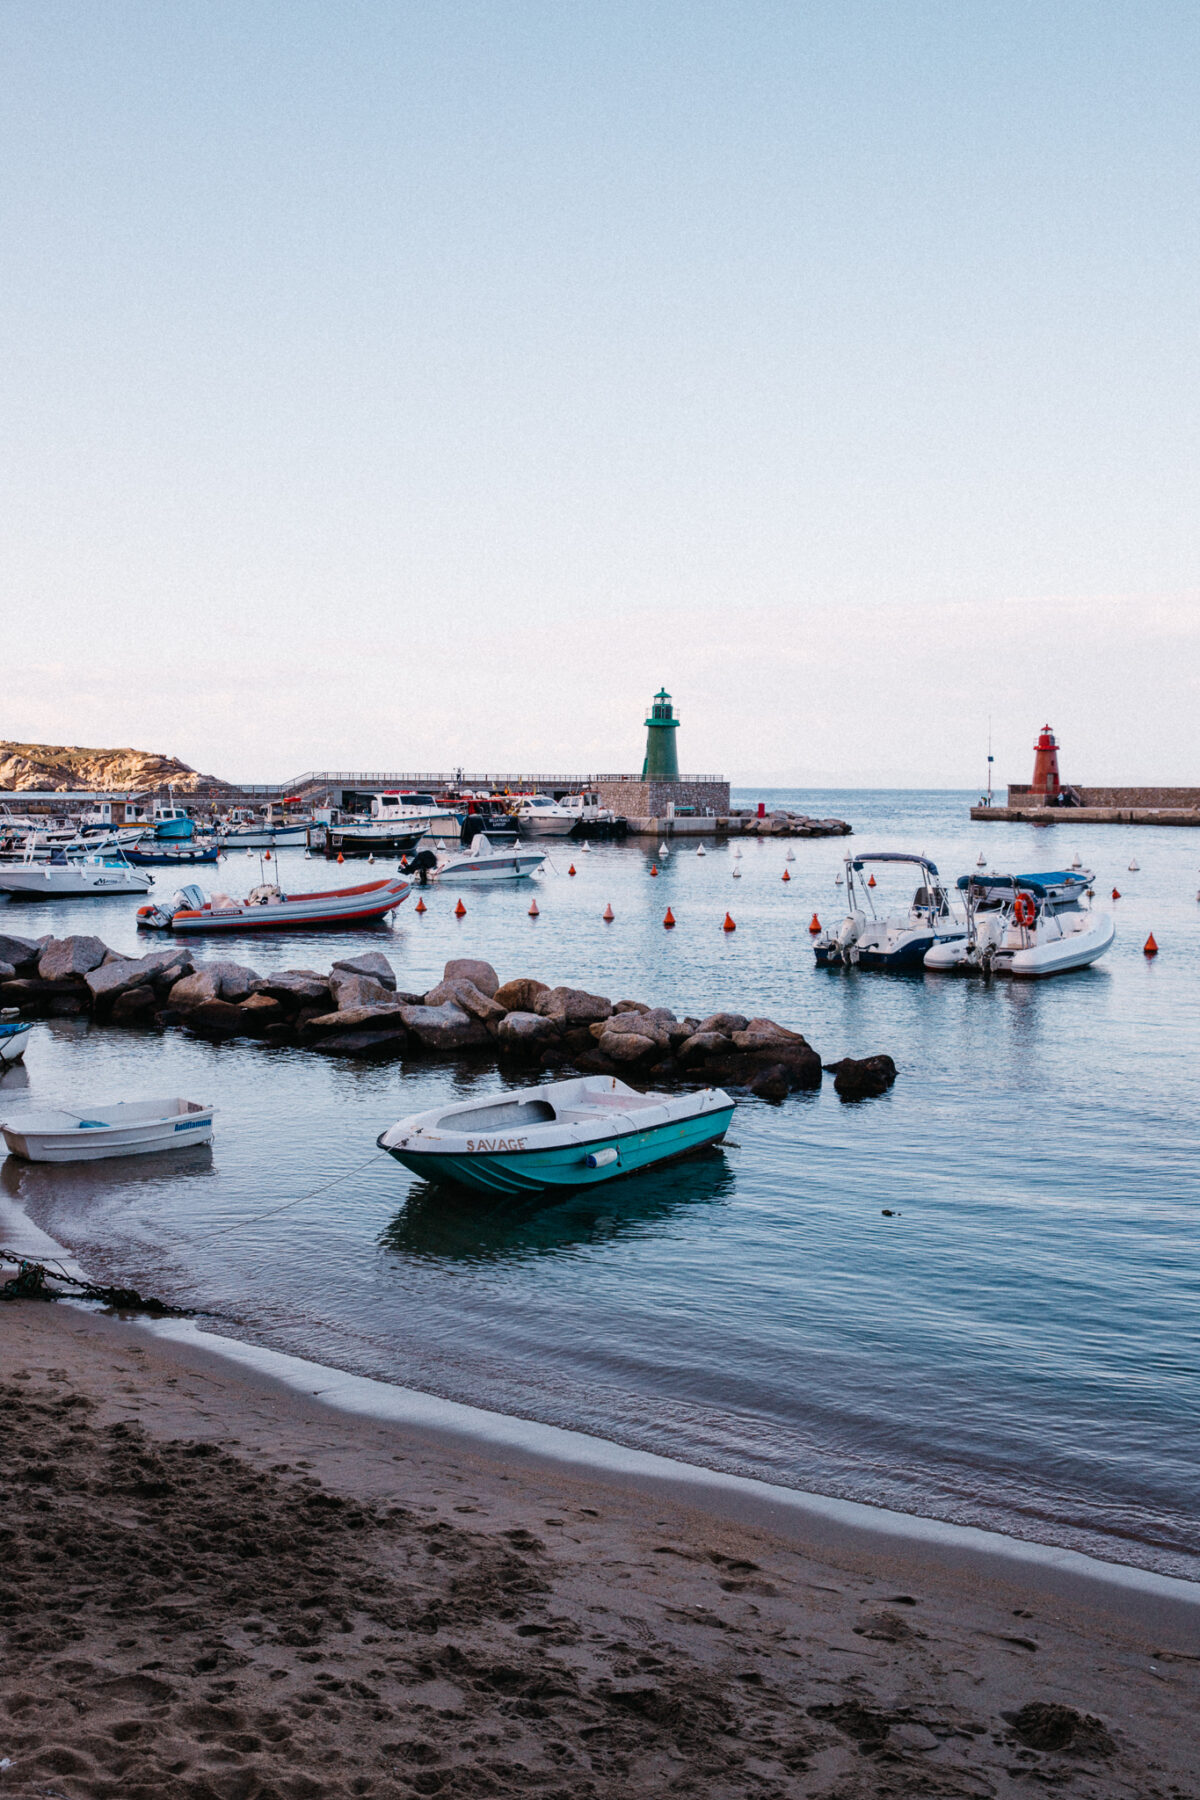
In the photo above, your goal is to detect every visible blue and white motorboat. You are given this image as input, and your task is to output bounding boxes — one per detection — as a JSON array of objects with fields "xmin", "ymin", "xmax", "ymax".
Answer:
[
  {"xmin": 813, "ymin": 852, "xmax": 966, "ymax": 970},
  {"xmin": 378, "ymin": 1075, "xmax": 735, "ymax": 1194},
  {"xmin": 0, "ymin": 846, "xmax": 154, "ymax": 899}
]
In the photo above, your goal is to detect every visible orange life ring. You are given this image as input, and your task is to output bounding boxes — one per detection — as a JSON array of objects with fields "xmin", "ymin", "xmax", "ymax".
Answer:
[{"xmin": 1013, "ymin": 893, "xmax": 1036, "ymax": 927}]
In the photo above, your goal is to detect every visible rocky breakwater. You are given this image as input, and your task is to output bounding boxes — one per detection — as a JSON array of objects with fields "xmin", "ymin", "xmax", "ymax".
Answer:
[{"xmin": 0, "ymin": 933, "xmax": 895, "ymax": 1102}]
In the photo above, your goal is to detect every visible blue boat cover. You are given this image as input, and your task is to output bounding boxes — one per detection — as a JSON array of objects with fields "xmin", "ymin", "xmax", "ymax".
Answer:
[{"xmin": 956, "ymin": 869, "xmax": 1089, "ymax": 895}]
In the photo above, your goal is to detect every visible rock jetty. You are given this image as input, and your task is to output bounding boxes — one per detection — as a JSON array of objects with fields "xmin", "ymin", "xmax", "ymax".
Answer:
[{"xmin": 0, "ymin": 932, "xmax": 894, "ymax": 1101}]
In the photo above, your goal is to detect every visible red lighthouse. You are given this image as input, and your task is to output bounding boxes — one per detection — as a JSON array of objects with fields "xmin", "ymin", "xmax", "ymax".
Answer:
[{"xmin": 1031, "ymin": 724, "xmax": 1061, "ymax": 802}]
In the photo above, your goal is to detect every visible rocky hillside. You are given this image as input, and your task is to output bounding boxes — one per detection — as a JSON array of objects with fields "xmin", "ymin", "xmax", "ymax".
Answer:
[{"xmin": 0, "ymin": 742, "xmax": 233, "ymax": 794}]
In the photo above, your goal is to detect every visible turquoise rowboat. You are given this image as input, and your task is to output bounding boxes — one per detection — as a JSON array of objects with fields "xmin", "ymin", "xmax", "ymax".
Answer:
[{"xmin": 377, "ymin": 1074, "xmax": 735, "ymax": 1195}]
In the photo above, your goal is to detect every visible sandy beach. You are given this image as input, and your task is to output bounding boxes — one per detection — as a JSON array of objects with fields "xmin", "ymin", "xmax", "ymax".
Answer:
[{"xmin": 1, "ymin": 1295, "xmax": 1196, "ymax": 1800}]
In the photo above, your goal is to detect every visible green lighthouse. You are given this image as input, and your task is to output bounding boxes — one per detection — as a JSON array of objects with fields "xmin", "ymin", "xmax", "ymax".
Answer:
[{"xmin": 641, "ymin": 688, "xmax": 680, "ymax": 781}]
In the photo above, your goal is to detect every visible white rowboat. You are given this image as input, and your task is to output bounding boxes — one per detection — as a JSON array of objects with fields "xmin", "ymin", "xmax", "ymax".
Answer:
[{"xmin": 2, "ymin": 1097, "xmax": 214, "ymax": 1162}]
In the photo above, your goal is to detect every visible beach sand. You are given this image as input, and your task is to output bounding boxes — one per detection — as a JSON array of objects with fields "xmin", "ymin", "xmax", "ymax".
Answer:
[{"xmin": 0, "ymin": 1298, "xmax": 1196, "ymax": 1799}]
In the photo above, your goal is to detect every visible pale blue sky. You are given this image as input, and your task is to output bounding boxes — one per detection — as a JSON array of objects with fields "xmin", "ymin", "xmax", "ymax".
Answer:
[{"xmin": 3, "ymin": 2, "xmax": 1198, "ymax": 785}]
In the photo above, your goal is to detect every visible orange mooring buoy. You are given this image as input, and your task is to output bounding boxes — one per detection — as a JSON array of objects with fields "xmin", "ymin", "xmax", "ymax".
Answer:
[
  {"xmin": 809, "ymin": 913, "xmax": 821, "ymax": 933},
  {"xmin": 454, "ymin": 899, "xmax": 466, "ymax": 917},
  {"xmin": 529, "ymin": 897, "xmax": 539, "ymax": 917},
  {"xmin": 782, "ymin": 868, "xmax": 790, "ymax": 882},
  {"xmin": 723, "ymin": 912, "xmax": 736, "ymax": 932},
  {"xmin": 337, "ymin": 851, "xmax": 344, "ymax": 863},
  {"xmin": 265, "ymin": 850, "xmax": 272, "ymax": 861},
  {"xmin": 568, "ymin": 864, "xmax": 576, "ymax": 876},
  {"xmin": 663, "ymin": 907, "xmax": 676, "ymax": 928},
  {"xmin": 1144, "ymin": 932, "xmax": 1158, "ymax": 956},
  {"xmin": 1112, "ymin": 887, "xmax": 1121, "ymax": 900},
  {"xmin": 650, "ymin": 865, "xmax": 658, "ymax": 876},
  {"xmin": 867, "ymin": 873, "xmax": 876, "ymax": 887},
  {"xmin": 603, "ymin": 902, "xmax": 614, "ymax": 921},
  {"xmin": 415, "ymin": 896, "xmax": 426, "ymax": 913}
]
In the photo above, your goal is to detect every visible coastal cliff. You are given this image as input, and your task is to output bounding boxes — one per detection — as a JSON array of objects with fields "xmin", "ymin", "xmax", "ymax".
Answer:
[{"xmin": 0, "ymin": 740, "xmax": 232, "ymax": 794}]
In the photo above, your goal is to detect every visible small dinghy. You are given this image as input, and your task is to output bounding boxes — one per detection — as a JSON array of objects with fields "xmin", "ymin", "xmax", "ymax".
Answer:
[
  {"xmin": 378, "ymin": 1075, "xmax": 734, "ymax": 1195},
  {"xmin": 137, "ymin": 875, "xmax": 409, "ymax": 932},
  {"xmin": 0, "ymin": 1014, "xmax": 32, "ymax": 1067},
  {"xmin": 2, "ymin": 1097, "xmax": 214, "ymax": 1162}
]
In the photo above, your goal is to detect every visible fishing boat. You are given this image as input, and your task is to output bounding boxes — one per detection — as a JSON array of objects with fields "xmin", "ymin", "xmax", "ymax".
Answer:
[
  {"xmin": 924, "ymin": 871, "xmax": 1114, "ymax": 978},
  {"xmin": 430, "ymin": 833, "xmax": 546, "ymax": 883},
  {"xmin": 813, "ymin": 852, "xmax": 966, "ymax": 970},
  {"xmin": 1, "ymin": 1097, "xmax": 214, "ymax": 1162},
  {"xmin": 136, "ymin": 874, "xmax": 410, "ymax": 932},
  {"xmin": 378, "ymin": 1074, "xmax": 735, "ymax": 1195},
  {"xmin": 152, "ymin": 799, "xmax": 195, "ymax": 840},
  {"xmin": 0, "ymin": 847, "xmax": 154, "ymax": 899},
  {"xmin": 0, "ymin": 1017, "xmax": 32, "ymax": 1067}
]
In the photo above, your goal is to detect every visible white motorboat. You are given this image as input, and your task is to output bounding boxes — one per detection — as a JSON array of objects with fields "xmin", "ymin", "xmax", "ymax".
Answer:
[
  {"xmin": 431, "ymin": 833, "xmax": 546, "ymax": 883},
  {"xmin": 137, "ymin": 873, "xmax": 409, "ymax": 932},
  {"xmin": 813, "ymin": 853, "xmax": 966, "ymax": 970},
  {"xmin": 324, "ymin": 792, "xmax": 462, "ymax": 857},
  {"xmin": 513, "ymin": 794, "xmax": 577, "ymax": 837},
  {"xmin": 219, "ymin": 821, "xmax": 310, "ymax": 848},
  {"xmin": 379, "ymin": 1075, "xmax": 735, "ymax": 1194},
  {"xmin": 0, "ymin": 1016, "xmax": 32, "ymax": 1066},
  {"xmin": 2, "ymin": 1097, "xmax": 214, "ymax": 1162},
  {"xmin": 0, "ymin": 847, "xmax": 154, "ymax": 899},
  {"xmin": 924, "ymin": 870, "xmax": 1114, "ymax": 978}
]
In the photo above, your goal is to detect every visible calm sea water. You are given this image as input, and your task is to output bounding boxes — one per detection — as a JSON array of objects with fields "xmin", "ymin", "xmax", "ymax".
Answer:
[{"xmin": 3, "ymin": 790, "xmax": 1199, "ymax": 1578}]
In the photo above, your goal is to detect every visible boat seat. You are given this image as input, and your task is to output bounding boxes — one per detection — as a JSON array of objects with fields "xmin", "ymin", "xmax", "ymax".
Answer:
[{"xmin": 442, "ymin": 1098, "xmax": 557, "ymax": 1130}]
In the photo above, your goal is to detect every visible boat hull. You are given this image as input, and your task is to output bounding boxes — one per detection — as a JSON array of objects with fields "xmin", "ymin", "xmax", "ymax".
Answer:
[
  {"xmin": 433, "ymin": 855, "xmax": 545, "ymax": 882},
  {"xmin": 139, "ymin": 876, "xmax": 410, "ymax": 932},
  {"xmin": 0, "ymin": 1025, "xmax": 32, "ymax": 1066},
  {"xmin": 325, "ymin": 828, "xmax": 428, "ymax": 857},
  {"xmin": 220, "ymin": 825, "xmax": 310, "ymax": 848},
  {"xmin": 382, "ymin": 1105, "xmax": 734, "ymax": 1194},
  {"xmin": 2, "ymin": 1109, "xmax": 213, "ymax": 1162},
  {"xmin": 0, "ymin": 867, "xmax": 153, "ymax": 898}
]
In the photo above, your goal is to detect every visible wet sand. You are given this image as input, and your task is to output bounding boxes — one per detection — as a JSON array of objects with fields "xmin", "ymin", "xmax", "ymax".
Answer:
[{"xmin": 1, "ymin": 1297, "xmax": 1197, "ymax": 1800}]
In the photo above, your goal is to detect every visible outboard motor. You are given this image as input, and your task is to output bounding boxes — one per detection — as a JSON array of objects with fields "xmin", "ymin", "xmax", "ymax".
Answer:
[
  {"xmin": 835, "ymin": 911, "xmax": 865, "ymax": 964},
  {"xmin": 400, "ymin": 848, "xmax": 438, "ymax": 886},
  {"xmin": 173, "ymin": 883, "xmax": 207, "ymax": 913}
]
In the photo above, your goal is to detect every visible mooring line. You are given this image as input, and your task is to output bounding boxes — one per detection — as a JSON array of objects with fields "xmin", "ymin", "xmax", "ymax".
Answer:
[{"xmin": 181, "ymin": 1150, "xmax": 388, "ymax": 1246}]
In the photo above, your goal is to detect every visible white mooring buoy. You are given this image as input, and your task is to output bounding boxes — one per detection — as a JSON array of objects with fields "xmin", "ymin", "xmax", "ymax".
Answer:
[
  {"xmin": 1128, "ymin": 858, "xmax": 1139, "ymax": 871},
  {"xmin": 1071, "ymin": 852, "xmax": 1082, "ymax": 869},
  {"xmin": 734, "ymin": 845, "xmax": 742, "ymax": 859},
  {"xmin": 659, "ymin": 842, "xmax": 670, "ymax": 858},
  {"xmin": 696, "ymin": 844, "xmax": 706, "ymax": 857},
  {"xmin": 976, "ymin": 851, "xmax": 986, "ymax": 867},
  {"xmin": 786, "ymin": 847, "xmax": 795, "ymax": 862},
  {"xmin": 732, "ymin": 866, "xmax": 741, "ymax": 878}
]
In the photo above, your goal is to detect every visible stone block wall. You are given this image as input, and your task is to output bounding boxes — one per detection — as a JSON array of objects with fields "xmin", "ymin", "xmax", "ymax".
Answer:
[
  {"xmin": 594, "ymin": 779, "xmax": 731, "ymax": 819},
  {"xmin": 1008, "ymin": 784, "xmax": 1200, "ymax": 807}
]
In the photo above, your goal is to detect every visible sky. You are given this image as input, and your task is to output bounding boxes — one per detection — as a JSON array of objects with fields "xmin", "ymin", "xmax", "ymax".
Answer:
[{"xmin": 2, "ymin": 1, "xmax": 1198, "ymax": 788}]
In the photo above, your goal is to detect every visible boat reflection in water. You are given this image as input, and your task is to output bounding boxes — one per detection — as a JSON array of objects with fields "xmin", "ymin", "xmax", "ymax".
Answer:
[{"xmin": 379, "ymin": 1147, "xmax": 734, "ymax": 1266}]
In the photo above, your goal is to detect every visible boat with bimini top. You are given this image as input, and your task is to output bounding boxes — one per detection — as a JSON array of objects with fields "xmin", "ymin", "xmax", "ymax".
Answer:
[
  {"xmin": 813, "ymin": 852, "xmax": 966, "ymax": 970},
  {"xmin": 924, "ymin": 870, "xmax": 1114, "ymax": 978},
  {"xmin": 378, "ymin": 1075, "xmax": 735, "ymax": 1194}
]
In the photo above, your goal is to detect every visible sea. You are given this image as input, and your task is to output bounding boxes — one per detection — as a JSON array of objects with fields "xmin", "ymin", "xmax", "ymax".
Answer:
[{"xmin": 3, "ymin": 790, "xmax": 1198, "ymax": 1580}]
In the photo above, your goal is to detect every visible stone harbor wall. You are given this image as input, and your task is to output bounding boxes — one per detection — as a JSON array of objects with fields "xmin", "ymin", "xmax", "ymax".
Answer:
[
  {"xmin": 594, "ymin": 779, "xmax": 731, "ymax": 819},
  {"xmin": 1006, "ymin": 784, "xmax": 1200, "ymax": 808}
]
